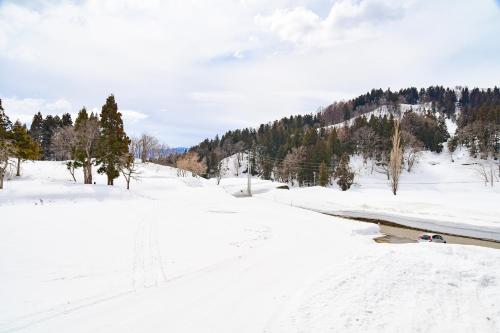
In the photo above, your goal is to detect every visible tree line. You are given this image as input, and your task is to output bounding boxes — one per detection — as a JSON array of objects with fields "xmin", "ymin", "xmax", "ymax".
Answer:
[
  {"xmin": 0, "ymin": 95, "xmax": 140, "ymax": 190},
  {"xmin": 185, "ymin": 86, "xmax": 498, "ymax": 190},
  {"xmin": 321, "ymin": 85, "xmax": 458, "ymax": 125}
]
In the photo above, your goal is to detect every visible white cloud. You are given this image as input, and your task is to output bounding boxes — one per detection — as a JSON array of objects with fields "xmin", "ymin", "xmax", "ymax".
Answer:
[
  {"xmin": 0, "ymin": 0, "xmax": 499, "ymax": 146},
  {"xmin": 120, "ymin": 109, "xmax": 148, "ymax": 123},
  {"xmin": 2, "ymin": 97, "xmax": 74, "ymax": 124},
  {"xmin": 255, "ymin": 0, "xmax": 412, "ymax": 48}
]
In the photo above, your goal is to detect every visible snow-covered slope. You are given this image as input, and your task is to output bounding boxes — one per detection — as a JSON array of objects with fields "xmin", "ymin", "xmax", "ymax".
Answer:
[
  {"xmin": 326, "ymin": 102, "xmax": 433, "ymax": 130},
  {"xmin": 1, "ymin": 161, "xmax": 500, "ymax": 332}
]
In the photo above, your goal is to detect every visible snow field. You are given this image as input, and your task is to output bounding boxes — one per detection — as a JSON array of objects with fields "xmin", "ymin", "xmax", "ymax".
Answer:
[{"xmin": 1, "ymin": 161, "xmax": 499, "ymax": 332}]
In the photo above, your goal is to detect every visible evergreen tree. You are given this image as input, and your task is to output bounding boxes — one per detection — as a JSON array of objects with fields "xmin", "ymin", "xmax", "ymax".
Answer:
[
  {"xmin": 61, "ymin": 113, "xmax": 73, "ymax": 127},
  {"xmin": 334, "ymin": 153, "xmax": 354, "ymax": 191},
  {"xmin": 302, "ymin": 127, "xmax": 318, "ymax": 146},
  {"xmin": 318, "ymin": 161, "xmax": 329, "ymax": 187},
  {"xmin": 327, "ymin": 128, "xmax": 342, "ymax": 157},
  {"xmin": 41, "ymin": 115, "xmax": 58, "ymax": 159},
  {"xmin": 97, "ymin": 95, "xmax": 130, "ymax": 185},
  {"xmin": 29, "ymin": 112, "xmax": 44, "ymax": 145},
  {"xmin": 11, "ymin": 120, "xmax": 40, "ymax": 176}
]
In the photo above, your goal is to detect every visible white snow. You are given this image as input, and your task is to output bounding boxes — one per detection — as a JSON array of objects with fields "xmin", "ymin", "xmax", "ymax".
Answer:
[
  {"xmin": 324, "ymin": 103, "xmax": 433, "ymax": 130},
  {"xmin": 220, "ymin": 146, "xmax": 500, "ymax": 240},
  {"xmin": 1, "ymin": 160, "xmax": 500, "ymax": 332}
]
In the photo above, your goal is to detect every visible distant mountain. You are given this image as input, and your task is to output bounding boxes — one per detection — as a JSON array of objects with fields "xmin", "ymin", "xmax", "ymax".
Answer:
[{"xmin": 170, "ymin": 147, "xmax": 188, "ymax": 154}]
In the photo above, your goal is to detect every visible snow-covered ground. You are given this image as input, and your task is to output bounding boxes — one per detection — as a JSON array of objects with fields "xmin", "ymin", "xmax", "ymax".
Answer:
[
  {"xmin": 220, "ymin": 146, "xmax": 500, "ymax": 241},
  {"xmin": 1, "ymin": 161, "xmax": 500, "ymax": 332}
]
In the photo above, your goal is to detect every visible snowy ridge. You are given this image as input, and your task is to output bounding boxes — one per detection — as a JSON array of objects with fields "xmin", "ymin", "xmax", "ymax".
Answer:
[{"xmin": 325, "ymin": 102, "xmax": 434, "ymax": 130}]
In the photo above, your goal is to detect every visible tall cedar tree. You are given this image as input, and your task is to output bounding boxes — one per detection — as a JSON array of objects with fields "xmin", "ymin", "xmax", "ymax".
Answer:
[
  {"xmin": 29, "ymin": 112, "xmax": 44, "ymax": 148},
  {"xmin": 97, "ymin": 95, "xmax": 130, "ymax": 185},
  {"xmin": 11, "ymin": 121, "xmax": 40, "ymax": 176},
  {"xmin": 61, "ymin": 113, "xmax": 73, "ymax": 127},
  {"xmin": 318, "ymin": 161, "xmax": 329, "ymax": 186},
  {"xmin": 41, "ymin": 115, "xmax": 58, "ymax": 160},
  {"xmin": 334, "ymin": 153, "xmax": 354, "ymax": 191}
]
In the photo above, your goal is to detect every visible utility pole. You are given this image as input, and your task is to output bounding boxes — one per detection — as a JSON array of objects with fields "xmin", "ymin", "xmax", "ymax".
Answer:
[{"xmin": 247, "ymin": 151, "xmax": 252, "ymax": 196}]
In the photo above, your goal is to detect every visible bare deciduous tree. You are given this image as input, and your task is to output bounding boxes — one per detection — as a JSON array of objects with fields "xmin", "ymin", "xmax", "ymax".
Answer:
[
  {"xmin": 137, "ymin": 133, "xmax": 160, "ymax": 163},
  {"xmin": 233, "ymin": 152, "xmax": 243, "ymax": 176},
  {"xmin": 389, "ymin": 119, "xmax": 403, "ymax": 195},
  {"xmin": 474, "ymin": 161, "xmax": 498, "ymax": 187},
  {"xmin": 119, "ymin": 137, "xmax": 141, "ymax": 189},
  {"xmin": 75, "ymin": 116, "xmax": 100, "ymax": 184},
  {"xmin": 176, "ymin": 151, "xmax": 207, "ymax": 177},
  {"xmin": 352, "ymin": 126, "xmax": 380, "ymax": 163},
  {"xmin": 150, "ymin": 142, "xmax": 170, "ymax": 161},
  {"xmin": 51, "ymin": 126, "xmax": 77, "ymax": 161},
  {"xmin": 374, "ymin": 151, "xmax": 390, "ymax": 180},
  {"xmin": 401, "ymin": 131, "xmax": 423, "ymax": 172},
  {"xmin": 278, "ymin": 146, "xmax": 306, "ymax": 185},
  {"xmin": 213, "ymin": 147, "xmax": 226, "ymax": 185}
]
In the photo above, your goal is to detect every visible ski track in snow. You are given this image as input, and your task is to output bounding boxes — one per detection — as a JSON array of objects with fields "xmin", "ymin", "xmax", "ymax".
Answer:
[{"xmin": 132, "ymin": 218, "xmax": 168, "ymax": 290}]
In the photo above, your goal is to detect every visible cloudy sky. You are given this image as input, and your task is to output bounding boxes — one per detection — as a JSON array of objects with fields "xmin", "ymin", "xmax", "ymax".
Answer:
[{"xmin": 1, "ymin": 0, "xmax": 499, "ymax": 146}]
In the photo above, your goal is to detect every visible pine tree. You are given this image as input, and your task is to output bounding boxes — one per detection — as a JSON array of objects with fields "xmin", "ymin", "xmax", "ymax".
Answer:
[
  {"xmin": 319, "ymin": 161, "xmax": 329, "ymax": 186},
  {"xmin": 11, "ymin": 121, "xmax": 40, "ymax": 176},
  {"xmin": 302, "ymin": 127, "xmax": 318, "ymax": 146},
  {"xmin": 41, "ymin": 115, "xmax": 58, "ymax": 160},
  {"xmin": 29, "ymin": 112, "xmax": 44, "ymax": 145},
  {"xmin": 61, "ymin": 113, "xmax": 73, "ymax": 127},
  {"xmin": 327, "ymin": 128, "xmax": 342, "ymax": 157},
  {"xmin": 97, "ymin": 95, "xmax": 130, "ymax": 185},
  {"xmin": 334, "ymin": 153, "xmax": 354, "ymax": 191}
]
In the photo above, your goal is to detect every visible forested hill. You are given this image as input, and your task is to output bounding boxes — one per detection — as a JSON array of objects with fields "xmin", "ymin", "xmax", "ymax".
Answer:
[{"xmin": 185, "ymin": 86, "xmax": 499, "ymax": 184}]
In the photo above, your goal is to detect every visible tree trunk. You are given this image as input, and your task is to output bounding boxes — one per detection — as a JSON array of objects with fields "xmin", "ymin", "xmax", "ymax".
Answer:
[
  {"xmin": 107, "ymin": 176, "xmax": 113, "ymax": 186},
  {"xmin": 83, "ymin": 167, "xmax": 88, "ymax": 184},
  {"xmin": 70, "ymin": 168, "xmax": 76, "ymax": 182},
  {"xmin": 16, "ymin": 157, "xmax": 21, "ymax": 176},
  {"xmin": 0, "ymin": 174, "xmax": 3, "ymax": 189},
  {"xmin": 83, "ymin": 160, "xmax": 92, "ymax": 184}
]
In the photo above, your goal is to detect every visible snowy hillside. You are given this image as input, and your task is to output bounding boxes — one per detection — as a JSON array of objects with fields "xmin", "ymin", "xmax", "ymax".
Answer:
[
  {"xmin": 326, "ymin": 102, "xmax": 434, "ymax": 130},
  {"xmin": 1, "ymin": 161, "xmax": 500, "ymax": 332}
]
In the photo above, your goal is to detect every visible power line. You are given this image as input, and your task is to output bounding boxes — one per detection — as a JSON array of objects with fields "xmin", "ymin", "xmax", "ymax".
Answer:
[{"xmin": 248, "ymin": 152, "xmax": 332, "ymax": 168}]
